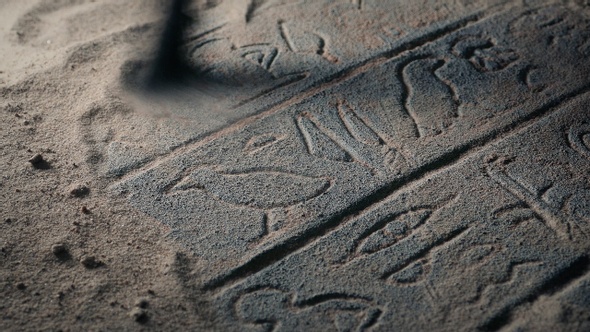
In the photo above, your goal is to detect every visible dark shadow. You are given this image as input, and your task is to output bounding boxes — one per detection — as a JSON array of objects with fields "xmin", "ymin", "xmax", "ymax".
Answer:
[
  {"xmin": 29, "ymin": 155, "xmax": 51, "ymax": 170},
  {"xmin": 125, "ymin": 0, "xmax": 232, "ymax": 91},
  {"xmin": 54, "ymin": 250, "xmax": 72, "ymax": 262},
  {"xmin": 144, "ymin": 0, "xmax": 197, "ymax": 92},
  {"xmin": 121, "ymin": 0, "xmax": 307, "ymax": 103}
]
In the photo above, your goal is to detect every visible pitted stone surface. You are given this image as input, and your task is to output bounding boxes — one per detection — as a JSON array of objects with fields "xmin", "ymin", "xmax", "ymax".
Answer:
[{"xmin": 108, "ymin": 0, "xmax": 590, "ymax": 330}]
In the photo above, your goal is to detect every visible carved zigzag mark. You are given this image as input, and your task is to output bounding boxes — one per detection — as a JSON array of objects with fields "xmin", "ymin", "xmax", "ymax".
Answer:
[
  {"xmin": 338, "ymin": 102, "xmax": 384, "ymax": 146},
  {"xmin": 296, "ymin": 110, "xmax": 386, "ymax": 174},
  {"xmin": 336, "ymin": 102, "xmax": 407, "ymax": 174},
  {"xmin": 297, "ymin": 112, "xmax": 353, "ymax": 162},
  {"xmin": 486, "ymin": 165, "xmax": 589, "ymax": 241}
]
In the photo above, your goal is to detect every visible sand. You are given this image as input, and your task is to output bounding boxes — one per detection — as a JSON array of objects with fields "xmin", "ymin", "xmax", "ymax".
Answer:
[{"xmin": 1, "ymin": 0, "xmax": 590, "ymax": 331}]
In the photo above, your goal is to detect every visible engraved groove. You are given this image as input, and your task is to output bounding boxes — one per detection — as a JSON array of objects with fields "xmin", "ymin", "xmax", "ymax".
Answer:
[
  {"xmin": 245, "ymin": 0, "xmax": 266, "ymax": 23},
  {"xmin": 233, "ymin": 72, "xmax": 309, "ymax": 108},
  {"xmin": 185, "ymin": 24, "xmax": 225, "ymax": 42},
  {"xmin": 354, "ymin": 207, "xmax": 433, "ymax": 255},
  {"xmin": 295, "ymin": 293, "xmax": 373, "ymax": 307},
  {"xmin": 189, "ymin": 38, "xmax": 224, "ymax": 55},
  {"xmin": 243, "ymin": 133, "xmax": 285, "ymax": 154},
  {"xmin": 235, "ymin": 288, "xmax": 381, "ymax": 331},
  {"xmin": 241, "ymin": 45, "xmax": 278, "ymax": 71},
  {"xmin": 360, "ymin": 308, "xmax": 382, "ymax": 331},
  {"xmin": 517, "ymin": 64, "xmax": 538, "ymax": 90},
  {"xmin": 278, "ymin": 20, "xmax": 294, "ymax": 52},
  {"xmin": 168, "ymin": 168, "xmax": 332, "ymax": 209},
  {"xmin": 353, "ymin": 194, "xmax": 458, "ymax": 258},
  {"xmin": 492, "ymin": 203, "xmax": 536, "ymax": 224},
  {"xmin": 396, "ymin": 56, "xmax": 430, "ymax": 138},
  {"xmin": 486, "ymin": 166, "xmax": 571, "ymax": 239},
  {"xmin": 434, "ymin": 65, "xmax": 462, "ymax": 117},
  {"xmin": 388, "ymin": 259, "xmax": 431, "ymax": 285}
]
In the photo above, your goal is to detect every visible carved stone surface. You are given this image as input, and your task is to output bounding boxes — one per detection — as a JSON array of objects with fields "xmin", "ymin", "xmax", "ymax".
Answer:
[
  {"xmin": 212, "ymin": 96, "xmax": 590, "ymax": 331},
  {"xmin": 107, "ymin": 1, "xmax": 590, "ymax": 330}
]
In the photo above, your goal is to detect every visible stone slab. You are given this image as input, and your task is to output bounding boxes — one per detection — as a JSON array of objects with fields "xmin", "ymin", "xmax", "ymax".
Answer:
[
  {"xmin": 211, "ymin": 91, "xmax": 590, "ymax": 331},
  {"xmin": 108, "ymin": 1, "xmax": 590, "ymax": 330}
]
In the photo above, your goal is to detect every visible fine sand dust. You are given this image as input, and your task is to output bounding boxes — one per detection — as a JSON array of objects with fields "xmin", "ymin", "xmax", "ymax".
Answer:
[
  {"xmin": 1, "ymin": 1, "xmax": 218, "ymax": 330},
  {"xmin": 1, "ymin": 1, "xmax": 590, "ymax": 331}
]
